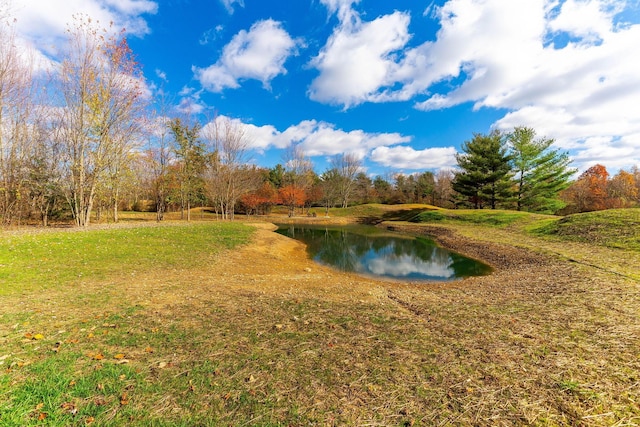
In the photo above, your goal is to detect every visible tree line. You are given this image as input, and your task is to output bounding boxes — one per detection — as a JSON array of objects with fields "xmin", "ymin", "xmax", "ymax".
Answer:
[{"xmin": 1, "ymin": 14, "xmax": 638, "ymax": 228}]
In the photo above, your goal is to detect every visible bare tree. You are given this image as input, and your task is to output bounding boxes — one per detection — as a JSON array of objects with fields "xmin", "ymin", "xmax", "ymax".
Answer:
[
  {"xmin": 143, "ymin": 115, "xmax": 173, "ymax": 220},
  {"xmin": 319, "ymin": 168, "xmax": 341, "ymax": 216},
  {"xmin": 331, "ymin": 153, "xmax": 362, "ymax": 208},
  {"xmin": 54, "ymin": 17, "xmax": 146, "ymax": 227},
  {"xmin": 282, "ymin": 144, "xmax": 314, "ymax": 216},
  {"xmin": 434, "ymin": 169, "xmax": 455, "ymax": 208},
  {"xmin": 0, "ymin": 7, "xmax": 35, "ymax": 225},
  {"xmin": 202, "ymin": 116, "xmax": 258, "ymax": 220}
]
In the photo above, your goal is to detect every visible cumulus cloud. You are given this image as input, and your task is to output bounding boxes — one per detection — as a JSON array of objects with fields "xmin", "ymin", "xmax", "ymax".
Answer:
[
  {"xmin": 370, "ymin": 146, "xmax": 458, "ymax": 170},
  {"xmin": 308, "ymin": 6, "xmax": 410, "ymax": 107},
  {"xmin": 194, "ymin": 19, "xmax": 300, "ymax": 92},
  {"xmin": 311, "ymin": 0, "xmax": 640, "ymax": 170},
  {"xmin": 202, "ymin": 116, "xmax": 411, "ymax": 159}
]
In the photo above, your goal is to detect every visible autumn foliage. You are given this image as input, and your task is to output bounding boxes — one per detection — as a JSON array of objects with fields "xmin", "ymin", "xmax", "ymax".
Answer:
[
  {"xmin": 561, "ymin": 164, "xmax": 640, "ymax": 213},
  {"xmin": 240, "ymin": 182, "xmax": 278, "ymax": 215},
  {"xmin": 278, "ymin": 185, "xmax": 307, "ymax": 216}
]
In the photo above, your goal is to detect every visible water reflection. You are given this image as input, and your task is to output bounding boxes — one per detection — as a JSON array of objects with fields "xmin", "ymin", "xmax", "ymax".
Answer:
[{"xmin": 275, "ymin": 225, "xmax": 491, "ymax": 281}]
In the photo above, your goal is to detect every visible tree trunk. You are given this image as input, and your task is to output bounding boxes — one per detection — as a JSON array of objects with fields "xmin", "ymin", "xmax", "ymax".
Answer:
[{"xmin": 113, "ymin": 187, "xmax": 119, "ymax": 223}]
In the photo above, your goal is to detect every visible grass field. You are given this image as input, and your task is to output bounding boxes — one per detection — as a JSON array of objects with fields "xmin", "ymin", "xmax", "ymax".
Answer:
[{"xmin": 1, "ymin": 208, "xmax": 639, "ymax": 425}]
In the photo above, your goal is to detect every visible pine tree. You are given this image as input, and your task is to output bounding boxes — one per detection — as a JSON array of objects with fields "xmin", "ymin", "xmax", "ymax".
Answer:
[
  {"xmin": 508, "ymin": 127, "xmax": 575, "ymax": 213},
  {"xmin": 453, "ymin": 130, "xmax": 513, "ymax": 209}
]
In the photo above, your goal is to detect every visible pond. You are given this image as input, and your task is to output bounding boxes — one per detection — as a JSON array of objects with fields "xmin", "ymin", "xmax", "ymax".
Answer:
[{"xmin": 275, "ymin": 224, "xmax": 492, "ymax": 282}]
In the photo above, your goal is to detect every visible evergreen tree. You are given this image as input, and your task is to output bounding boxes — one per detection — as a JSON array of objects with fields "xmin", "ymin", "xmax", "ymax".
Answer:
[
  {"xmin": 453, "ymin": 131, "xmax": 513, "ymax": 209},
  {"xmin": 508, "ymin": 127, "xmax": 575, "ymax": 213}
]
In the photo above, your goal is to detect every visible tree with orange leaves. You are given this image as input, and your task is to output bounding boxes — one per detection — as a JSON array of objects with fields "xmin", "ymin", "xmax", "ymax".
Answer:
[
  {"xmin": 278, "ymin": 184, "xmax": 307, "ymax": 217},
  {"xmin": 562, "ymin": 164, "xmax": 609, "ymax": 212},
  {"xmin": 608, "ymin": 170, "xmax": 639, "ymax": 208}
]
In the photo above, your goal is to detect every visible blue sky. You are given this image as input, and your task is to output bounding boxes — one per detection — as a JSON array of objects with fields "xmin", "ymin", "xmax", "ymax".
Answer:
[{"xmin": 11, "ymin": 0, "xmax": 640, "ymax": 176}]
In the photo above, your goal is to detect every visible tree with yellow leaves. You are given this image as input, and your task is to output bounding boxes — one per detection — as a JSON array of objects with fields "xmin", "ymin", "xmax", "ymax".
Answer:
[{"xmin": 54, "ymin": 16, "xmax": 146, "ymax": 226}]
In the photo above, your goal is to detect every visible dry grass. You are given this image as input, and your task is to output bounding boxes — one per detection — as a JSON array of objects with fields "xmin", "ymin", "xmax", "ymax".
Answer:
[{"xmin": 1, "ymin": 214, "xmax": 639, "ymax": 426}]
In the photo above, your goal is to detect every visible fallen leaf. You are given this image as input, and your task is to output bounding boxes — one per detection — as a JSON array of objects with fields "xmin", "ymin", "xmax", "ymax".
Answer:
[
  {"xmin": 145, "ymin": 347, "xmax": 154, "ymax": 353},
  {"xmin": 86, "ymin": 416, "xmax": 95, "ymax": 424},
  {"xmin": 87, "ymin": 333, "xmax": 95, "ymax": 339},
  {"xmin": 38, "ymin": 412, "xmax": 47, "ymax": 421},
  {"xmin": 120, "ymin": 392, "xmax": 129, "ymax": 406},
  {"xmin": 93, "ymin": 398, "xmax": 107, "ymax": 406},
  {"xmin": 69, "ymin": 380, "xmax": 76, "ymax": 387},
  {"xmin": 60, "ymin": 402, "xmax": 77, "ymax": 415},
  {"xmin": 33, "ymin": 334, "xmax": 44, "ymax": 340},
  {"xmin": 24, "ymin": 333, "xmax": 33, "ymax": 339},
  {"xmin": 114, "ymin": 353, "xmax": 125, "ymax": 359}
]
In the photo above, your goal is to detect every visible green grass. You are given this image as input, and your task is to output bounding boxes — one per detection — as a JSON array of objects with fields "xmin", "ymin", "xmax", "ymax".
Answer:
[
  {"xmin": 0, "ymin": 222, "xmax": 253, "ymax": 295},
  {"xmin": 530, "ymin": 208, "xmax": 640, "ymax": 251},
  {"xmin": 324, "ymin": 203, "xmax": 397, "ymax": 218},
  {"xmin": 413, "ymin": 208, "xmax": 536, "ymax": 227}
]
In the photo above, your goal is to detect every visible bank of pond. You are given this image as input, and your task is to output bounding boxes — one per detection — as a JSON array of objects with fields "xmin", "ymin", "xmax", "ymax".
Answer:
[{"xmin": 275, "ymin": 224, "xmax": 492, "ymax": 282}]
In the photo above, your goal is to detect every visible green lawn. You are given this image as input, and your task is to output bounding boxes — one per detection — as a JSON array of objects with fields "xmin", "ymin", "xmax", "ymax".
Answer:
[{"xmin": 0, "ymin": 223, "xmax": 253, "ymax": 295}]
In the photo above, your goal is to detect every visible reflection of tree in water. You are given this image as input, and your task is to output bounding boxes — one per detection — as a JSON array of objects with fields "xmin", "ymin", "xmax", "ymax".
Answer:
[{"xmin": 276, "ymin": 225, "xmax": 491, "ymax": 280}]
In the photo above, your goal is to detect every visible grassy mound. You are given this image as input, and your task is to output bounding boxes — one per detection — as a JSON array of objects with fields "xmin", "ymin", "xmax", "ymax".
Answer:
[
  {"xmin": 531, "ymin": 208, "xmax": 640, "ymax": 251},
  {"xmin": 413, "ymin": 208, "xmax": 540, "ymax": 227}
]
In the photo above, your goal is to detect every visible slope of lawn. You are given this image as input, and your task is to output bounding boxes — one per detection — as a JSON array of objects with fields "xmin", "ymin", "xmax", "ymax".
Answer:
[
  {"xmin": 409, "ymin": 206, "xmax": 640, "ymax": 252},
  {"xmin": 412, "ymin": 208, "xmax": 541, "ymax": 227},
  {"xmin": 529, "ymin": 208, "xmax": 640, "ymax": 251},
  {"xmin": 0, "ymin": 222, "xmax": 253, "ymax": 295}
]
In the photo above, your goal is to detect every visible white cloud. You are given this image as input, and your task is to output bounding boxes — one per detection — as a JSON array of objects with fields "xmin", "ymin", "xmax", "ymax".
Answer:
[
  {"xmin": 547, "ymin": 0, "xmax": 621, "ymax": 42},
  {"xmin": 201, "ymin": 116, "xmax": 411, "ymax": 159},
  {"xmin": 319, "ymin": 0, "xmax": 360, "ymax": 21},
  {"xmin": 370, "ymin": 146, "xmax": 458, "ymax": 170},
  {"xmin": 219, "ymin": 0, "xmax": 244, "ymax": 14},
  {"xmin": 308, "ymin": 8, "xmax": 410, "ymax": 107},
  {"xmin": 15, "ymin": 0, "xmax": 157, "ymax": 49},
  {"xmin": 194, "ymin": 19, "xmax": 300, "ymax": 92},
  {"xmin": 155, "ymin": 69, "xmax": 167, "ymax": 82},
  {"xmin": 8, "ymin": 0, "xmax": 156, "ymax": 75}
]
